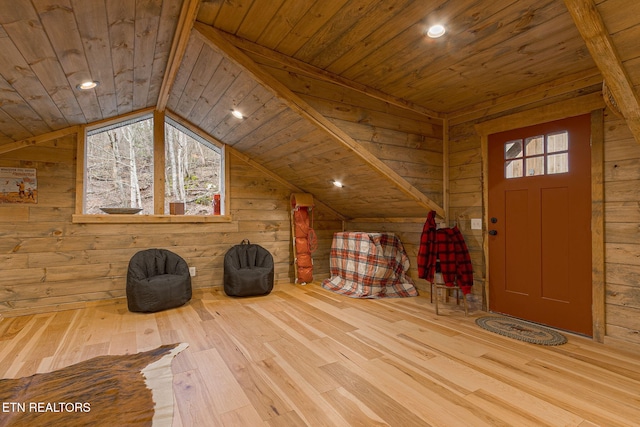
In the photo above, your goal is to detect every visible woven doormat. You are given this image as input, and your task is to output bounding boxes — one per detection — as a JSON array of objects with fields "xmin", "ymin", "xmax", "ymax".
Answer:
[{"xmin": 475, "ymin": 316, "xmax": 567, "ymax": 345}]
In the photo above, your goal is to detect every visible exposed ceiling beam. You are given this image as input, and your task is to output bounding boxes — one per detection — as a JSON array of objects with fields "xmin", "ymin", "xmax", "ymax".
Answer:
[
  {"xmin": 475, "ymin": 92, "xmax": 605, "ymax": 135},
  {"xmin": 213, "ymin": 29, "xmax": 444, "ymax": 122},
  {"xmin": 564, "ymin": 0, "xmax": 640, "ymax": 144},
  {"xmin": 194, "ymin": 22, "xmax": 444, "ymax": 217},
  {"xmin": 447, "ymin": 69, "xmax": 603, "ymax": 125},
  {"xmin": 0, "ymin": 126, "xmax": 80, "ymax": 155},
  {"xmin": 156, "ymin": 0, "xmax": 202, "ymax": 112}
]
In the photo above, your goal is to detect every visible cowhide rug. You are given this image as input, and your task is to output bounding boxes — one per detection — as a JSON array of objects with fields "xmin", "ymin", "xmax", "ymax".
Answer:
[{"xmin": 0, "ymin": 343, "xmax": 188, "ymax": 427}]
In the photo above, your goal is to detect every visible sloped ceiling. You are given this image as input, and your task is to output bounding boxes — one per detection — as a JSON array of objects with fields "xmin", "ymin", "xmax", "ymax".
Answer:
[{"xmin": 0, "ymin": 0, "xmax": 639, "ymax": 219}]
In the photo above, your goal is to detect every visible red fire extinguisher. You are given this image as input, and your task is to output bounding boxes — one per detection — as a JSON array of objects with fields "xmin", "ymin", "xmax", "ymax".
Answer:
[{"xmin": 213, "ymin": 194, "xmax": 221, "ymax": 215}]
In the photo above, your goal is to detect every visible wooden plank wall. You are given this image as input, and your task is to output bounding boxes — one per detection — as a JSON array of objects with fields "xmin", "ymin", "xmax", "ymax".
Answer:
[
  {"xmin": 447, "ymin": 121, "xmax": 486, "ymax": 304},
  {"xmin": 602, "ymin": 112, "xmax": 640, "ymax": 345},
  {"xmin": 0, "ymin": 134, "xmax": 342, "ymax": 316},
  {"xmin": 448, "ymin": 109, "xmax": 640, "ymax": 345}
]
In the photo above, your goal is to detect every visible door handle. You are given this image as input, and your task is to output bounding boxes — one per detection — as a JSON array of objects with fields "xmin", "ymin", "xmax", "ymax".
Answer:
[{"xmin": 489, "ymin": 230, "xmax": 498, "ymax": 236}]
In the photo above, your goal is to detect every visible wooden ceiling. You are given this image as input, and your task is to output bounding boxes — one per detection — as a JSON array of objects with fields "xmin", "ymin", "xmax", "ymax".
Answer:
[
  {"xmin": 1, "ymin": 0, "xmax": 638, "ymax": 219},
  {"xmin": 198, "ymin": 0, "xmax": 598, "ymax": 114}
]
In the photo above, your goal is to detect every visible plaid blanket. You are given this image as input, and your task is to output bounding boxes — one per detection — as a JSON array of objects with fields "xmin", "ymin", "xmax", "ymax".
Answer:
[{"xmin": 322, "ymin": 232, "xmax": 418, "ymax": 298}]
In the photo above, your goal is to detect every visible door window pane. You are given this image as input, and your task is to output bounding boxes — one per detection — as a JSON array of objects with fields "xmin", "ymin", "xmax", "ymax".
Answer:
[
  {"xmin": 505, "ymin": 140, "xmax": 523, "ymax": 159},
  {"xmin": 526, "ymin": 156, "xmax": 544, "ymax": 176},
  {"xmin": 547, "ymin": 153, "xmax": 568, "ymax": 174},
  {"xmin": 525, "ymin": 136, "xmax": 544, "ymax": 156},
  {"xmin": 506, "ymin": 159, "xmax": 523, "ymax": 178},
  {"xmin": 547, "ymin": 131, "xmax": 568, "ymax": 153}
]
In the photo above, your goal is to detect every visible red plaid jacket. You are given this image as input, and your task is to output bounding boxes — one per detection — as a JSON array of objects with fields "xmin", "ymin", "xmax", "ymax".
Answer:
[
  {"xmin": 417, "ymin": 211, "xmax": 474, "ymax": 295},
  {"xmin": 417, "ymin": 211, "xmax": 437, "ymax": 280}
]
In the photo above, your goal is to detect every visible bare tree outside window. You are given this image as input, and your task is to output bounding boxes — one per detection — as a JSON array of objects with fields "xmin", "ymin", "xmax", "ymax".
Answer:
[
  {"xmin": 85, "ymin": 117, "xmax": 154, "ymax": 214},
  {"xmin": 164, "ymin": 120, "xmax": 222, "ymax": 215}
]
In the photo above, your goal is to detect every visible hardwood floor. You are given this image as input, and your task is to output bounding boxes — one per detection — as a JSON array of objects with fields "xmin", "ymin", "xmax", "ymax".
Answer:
[{"xmin": 1, "ymin": 283, "xmax": 639, "ymax": 426}]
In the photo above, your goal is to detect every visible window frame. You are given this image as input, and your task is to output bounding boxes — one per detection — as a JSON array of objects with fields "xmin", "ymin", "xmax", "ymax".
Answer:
[
  {"xmin": 73, "ymin": 108, "xmax": 231, "ymax": 224},
  {"xmin": 164, "ymin": 114, "xmax": 226, "ymax": 216},
  {"xmin": 503, "ymin": 130, "xmax": 570, "ymax": 180}
]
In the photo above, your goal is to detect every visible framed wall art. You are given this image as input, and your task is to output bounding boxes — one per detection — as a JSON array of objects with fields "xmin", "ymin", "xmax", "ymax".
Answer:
[{"xmin": 0, "ymin": 167, "xmax": 37, "ymax": 204}]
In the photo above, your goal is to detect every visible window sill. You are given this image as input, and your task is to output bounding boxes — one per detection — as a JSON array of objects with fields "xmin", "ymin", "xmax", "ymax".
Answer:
[{"xmin": 72, "ymin": 214, "xmax": 232, "ymax": 224}]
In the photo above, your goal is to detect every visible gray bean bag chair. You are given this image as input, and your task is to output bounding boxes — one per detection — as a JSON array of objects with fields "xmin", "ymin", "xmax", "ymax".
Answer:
[
  {"xmin": 224, "ymin": 240, "xmax": 274, "ymax": 297},
  {"xmin": 127, "ymin": 248, "xmax": 192, "ymax": 312}
]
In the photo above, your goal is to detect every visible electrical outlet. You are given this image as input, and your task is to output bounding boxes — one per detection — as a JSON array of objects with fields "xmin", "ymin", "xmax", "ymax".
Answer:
[
  {"xmin": 189, "ymin": 267, "xmax": 196, "ymax": 277},
  {"xmin": 471, "ymin": 218, "xmax": 482, "ymax": 230}
]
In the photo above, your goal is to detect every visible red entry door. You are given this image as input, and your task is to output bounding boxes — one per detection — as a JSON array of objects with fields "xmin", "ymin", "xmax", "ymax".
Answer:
[{"xmin": 488, "ymin": 114, "xmax": 592, "ymax": 336}]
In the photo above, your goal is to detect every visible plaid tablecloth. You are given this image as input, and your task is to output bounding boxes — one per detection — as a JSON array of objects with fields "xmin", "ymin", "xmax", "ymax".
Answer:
[{"xmin": 321, "ymin": 232, "xmax": 418, "ymax": 298}]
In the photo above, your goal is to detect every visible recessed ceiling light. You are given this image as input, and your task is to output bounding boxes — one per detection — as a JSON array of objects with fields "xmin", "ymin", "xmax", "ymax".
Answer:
[
  {"xmin": 332, "ymin": 180, "xmax": 344, "ymax": 188},
  {"xmin": 77, "ymin": 81, "xmax": 99, "ymax": 90},
  {"xmin": 426, "ymin": 24, "xmax": 446, "ymax": 38},
  {"xmin": 231, "ymin": 109, "xmax": 244, "ymax": 119}
]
